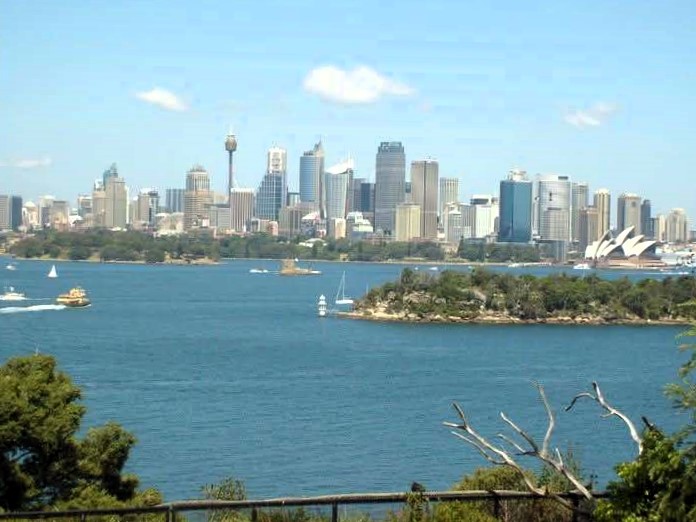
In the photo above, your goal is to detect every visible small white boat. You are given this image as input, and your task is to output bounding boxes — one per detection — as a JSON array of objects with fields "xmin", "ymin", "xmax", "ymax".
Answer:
[
  {"xmin": 429, "ymin": 266, "xmax": 439, "ymax": 271},
  {"xmin": 573, "ymin": 263, "xmax": 592, "ymax": 270},
  {"xmin": 334, "ymin": 272, "xmax": 354, "ymax": 306},
  {"xmin": 47, "ymin": 265, "xmax": 58, "ymax": 278},
  {"xmin": 0, "ymin": 286, "xmax": 26, "ymax": 301},
  {"xmin": 249, "ymin": 268, "xmax": 269, "ymax": 274},
  {"xmin": 318, "ymin": 294, "xmax": 327, "ymax": 317},
  {"xmin": 5, "ymin": 263, "xmax": 17, "ymax": 271}
]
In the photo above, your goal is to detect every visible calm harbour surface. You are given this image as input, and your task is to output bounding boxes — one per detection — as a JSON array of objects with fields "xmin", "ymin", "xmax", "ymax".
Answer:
[{"xmin": 0, "ymin": 258, "xmax": 690, "ymax": 501}]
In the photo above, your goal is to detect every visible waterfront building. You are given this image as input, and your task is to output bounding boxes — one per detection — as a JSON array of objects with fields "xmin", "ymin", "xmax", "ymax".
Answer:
[
  {"xmin": 229, "ymin": 188, "xmax": 254, "ymax": 233},
  {"xmin": 323, "ymin": 159, "xmax": 353, "ymax": 223},
  {"xmin": 666, "ymin": 208, "xmax": 689, "ymax": 243},
  {"xmin": 439, "ymin": 177, "xmax": 459, "ymax": 224},
  {"xmin": 165, "ymin": 188, "xmax": 185, "ymax": 213},
  {"xmin": 183, "ymin": 165, "xmax": 212, "ymax": 230},
  {"xmin": 394, "ymin": 202, "xmax": 421, "ymax": 242},
  {"xmin": 593, "ymin": 189, "xmax": 611, "ymax": 237},
  {"xmin": 498, "ymin": 169, "xmax": 532, "ymax": 243},
  {"xmin": 579, "ymin": 207, "xmax": 599, "ymax": 252},
  {"xmin": 584, "ymin": 225, "xmax": 658, "ymax": 266},
  {"xmin": 374, "ymin": 141, "xmax": 406, "ymax": 235},
  {"xmin": 410, "ymin": 159, "xmax": 439, "ymax": 240},
  {"xmin": 641, "ymin": 199, "xmax": 653, "ymax": 239},
  {"xmin": 617, "ymin": 193, "xmax": 642, "ymax": 234},
  {"xmin": 571, "ymin": 182, "xmax": 589, "ymax": 243},
  {"xmin": 299, "ymin": 141, "xmax": 324, "ymax": 212},
  {"xmin": 536, "ymin": 174, "xmax": 571, "ymax": 242}
]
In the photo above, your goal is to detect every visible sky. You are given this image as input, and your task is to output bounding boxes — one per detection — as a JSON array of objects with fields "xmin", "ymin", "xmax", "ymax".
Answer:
[{"xmin": 1, "ymin": 0, "xmax": 695, "ymax": 220}]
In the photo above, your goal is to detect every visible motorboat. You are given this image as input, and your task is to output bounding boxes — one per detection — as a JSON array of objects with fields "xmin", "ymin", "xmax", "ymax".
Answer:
[
  {"xmin": 5, "ymin": 263, "xmax": 17, "ymax": 271},
  {"xmin": 0, "ymin": 286, "xmax": 26, "ymax": 301},
  {"xmin": 249, "ymin": 268, "xmax": 269, "ymax": 274},
  {"xmin": 56, "ymin": 287, "xmax": 91, "ymax": 308},
  {"xmin": 573, "ymin": 263, "xmax": 592, "ymax": 270}
]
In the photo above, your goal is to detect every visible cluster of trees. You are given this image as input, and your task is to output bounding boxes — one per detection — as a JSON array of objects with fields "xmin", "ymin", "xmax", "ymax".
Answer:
[
  {"xmin": 456, "ymin": 241, "xmax": 544, "ymax": 263},
  {"xmin": 363, "ymin": 268, "xmax": 696, "ymax": 321},
  {"xmin": 9, "ymin": 230, "xmax": 221, "ymax": 263}
]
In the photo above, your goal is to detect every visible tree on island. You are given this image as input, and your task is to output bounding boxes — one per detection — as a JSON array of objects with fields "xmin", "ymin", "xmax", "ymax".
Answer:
[{"xmin": 0, "ymin": 354, "xmax": 161, "ymax": 512}]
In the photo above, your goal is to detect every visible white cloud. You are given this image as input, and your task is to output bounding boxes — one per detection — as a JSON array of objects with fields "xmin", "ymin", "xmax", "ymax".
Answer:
[
  {"xmin": 564, "ymin": 102, "xmax": 618, "ymax": 128},
  {"xmin": 135, "ymin": 87, "xmax": 188, "ymax": 112},
  {"xmin": 0, "ymin": 157, "xmax": 52, "ymax": 169},
  {"xmin": 303, "ymin": 65, "xmax": 414, "ymax": 104}
]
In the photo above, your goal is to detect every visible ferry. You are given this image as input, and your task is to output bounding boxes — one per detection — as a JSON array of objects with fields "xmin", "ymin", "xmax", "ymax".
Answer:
[
  {"xmin": 0, "ymin": 286, "xmax": 26, "ymax": 301},
  {"xmin": 56, "ymin": 287, "xmax": 91, "ymax": 308}
]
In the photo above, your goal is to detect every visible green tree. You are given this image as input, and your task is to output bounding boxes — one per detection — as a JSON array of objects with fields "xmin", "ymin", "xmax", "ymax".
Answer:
[{"xmin": 0, "ymin": 354, "xmax": 158, "ymax": 511}]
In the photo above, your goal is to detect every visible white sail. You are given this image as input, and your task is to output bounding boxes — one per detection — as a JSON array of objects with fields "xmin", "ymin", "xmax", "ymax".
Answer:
[
  {"xmin": 47, "ymin": 265, "xmax": 58, "ymax": 278},
  {"xmin": 334, "ymin": 272, "xmax": 354, "ymax": 305}
]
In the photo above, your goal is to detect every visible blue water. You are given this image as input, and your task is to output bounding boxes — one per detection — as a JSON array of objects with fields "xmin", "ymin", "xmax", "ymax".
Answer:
[{"xmin": 0, "ymin": 258, "xmax": 690, "ymax": 501}]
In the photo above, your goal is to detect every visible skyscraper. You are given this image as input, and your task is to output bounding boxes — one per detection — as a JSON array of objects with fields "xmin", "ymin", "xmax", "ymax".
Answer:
[
  {"xmin": 594, "ymin": 189, "xmax": 611, "ymax": 237},
  {"xmin": 165, "ymin": 188, "xmax": 185, "ymax": 213},
  {"xmin": 102, "ymin": 163, "xmax": 118, "ymax": 188},
  {"xmin": 394, "ymin": 203, "xmax": 421, "ymax": 242},
  {"xmin": 323, "ymin": 159, "xmax": 353, "ymax": 223},
  {"xmin": 536, "ymin": 174, "xmax": 571, "ymax": 242},
  {"xmin": 571, "ymin": 182, "xmax": 589, "ymax": 243},
  {"xmin": 410, "ymin": 159, "xmax": 439, "ymax": 240},
  {"xmin": 104, "ymin": 175, "xmax": 127, "ymax": 228},
  {"xmin": 374, "ymin": 141, "xmax": 405, "ymax": 234},
  {"xmin": 299, "ymin": 141, "xmax": 324, "ymax": 212},
  {"xmin": 641, "ymin": 199, "xmax": 653, "ymax": 239},
  {"xmin": 0, "ymin": 196, "xmax": 9, "ymax": 231},
  {"xmin": 439, "ymin": 177, "xmax": 459, "ymax": 223},
  {"xmin": 579, "ymin": 207, "xmax": 599, "ymax": 252},
  {"xmin": 617, "ymin": 193, "xmax": 642, "ymax": 233},
  {"xmin": 470, "ymin": 195, "xmax": 499, "ymax": 239},
  {"xmin": 498, "ymin": 170, "xmax": 532, "ymax": 243},
  {"xmin": 256, "ymin": 146, "xmax": 288, "ymax": 221},
  {"xmin": 666, "ymin": 208, "xmax": 689, "ymax": 243},
  {"xmin": 10, "ymin": 196, "xmax": 22, "ymax": 231},
  {"xmin": 230, "ymin": 188, "xmax": 254, "ymax": 232},
  {"xmin": 183, "ymin": 165, "xmax": 212, "ymax": 230}
]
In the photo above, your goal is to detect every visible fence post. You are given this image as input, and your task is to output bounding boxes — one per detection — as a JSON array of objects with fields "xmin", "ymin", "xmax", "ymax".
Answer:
[
  {"xmin": 492, "ymin": 493, "xmax": 501, "ymax": 519},
  {"xmin": 571, "ymin": 495, "xmax": 580, "ymax": 522},
  {"xmin": 166, "ymin": 506, "xmax": 174, "ymax": 522},
  {"xmin": 80, "ymin": 513, "xmax": 87, "ymax": 522},
  {"xmin": 331, "ymin": 502, "xmax": 338, "ymax": 522},
  {"xmin": 251, "ymin": 507, "xmax": 258, "ymax": 522}
]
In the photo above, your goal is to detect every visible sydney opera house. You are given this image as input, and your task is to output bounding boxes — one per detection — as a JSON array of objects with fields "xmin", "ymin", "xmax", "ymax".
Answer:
[{"xmin": 583, "ymin": 225, "xmax": 660, "ymax": 267}]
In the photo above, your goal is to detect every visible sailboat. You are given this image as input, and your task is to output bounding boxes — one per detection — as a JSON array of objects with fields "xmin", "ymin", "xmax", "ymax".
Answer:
[
  {"xmin": 334, "ymin": 272, "xmax": 354, "ymax": 306},
  {"xmin": 47, "ymin": 265, "xmax": 58, "ymax": 278}
]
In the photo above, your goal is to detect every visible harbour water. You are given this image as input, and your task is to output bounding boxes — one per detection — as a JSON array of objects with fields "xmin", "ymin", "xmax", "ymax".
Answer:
[{"xmin": 0, "ymin": 258, "xmax": 690, "ymax": 501}]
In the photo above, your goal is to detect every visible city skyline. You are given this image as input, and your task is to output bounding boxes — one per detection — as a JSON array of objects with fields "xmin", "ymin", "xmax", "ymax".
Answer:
[{"xmin": 1, "ymin": 1, "xmax": 695, "ymax": 219}]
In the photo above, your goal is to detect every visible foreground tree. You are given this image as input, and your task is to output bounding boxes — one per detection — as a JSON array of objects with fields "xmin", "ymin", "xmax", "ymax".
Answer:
[{"xmin": 0, "ymin": 354, "xmax": 160, "ymax": 511}]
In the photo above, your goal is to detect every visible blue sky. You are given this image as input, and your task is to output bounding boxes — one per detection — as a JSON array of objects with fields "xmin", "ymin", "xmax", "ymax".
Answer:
[{"xmin": 1, "ymin": 0, "xmax": 695, "ymax": 221}]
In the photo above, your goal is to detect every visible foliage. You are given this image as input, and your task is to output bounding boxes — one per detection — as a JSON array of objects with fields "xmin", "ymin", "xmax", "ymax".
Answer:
[
  {"xmin": 0, "ymin": 354, "xmax": 158, "ymax": 511},
  {"xmin": 201, "ymin": 476, "xmax": 247, "ymax": 522},
  {"xmin": 360, "ymin": 269, "xmax": 696, "ymax": 322}
]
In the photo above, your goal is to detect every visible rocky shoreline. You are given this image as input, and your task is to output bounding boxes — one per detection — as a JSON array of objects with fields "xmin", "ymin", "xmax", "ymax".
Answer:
[{"xmin": 337, "ymin": 308, "xmax": 692, "ymax": 326}]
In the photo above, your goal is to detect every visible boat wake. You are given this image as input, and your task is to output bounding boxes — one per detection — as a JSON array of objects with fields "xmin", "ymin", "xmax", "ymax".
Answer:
[{"xmin": 0, "ymin": 304, "xmax": 67, "ymax": 314}]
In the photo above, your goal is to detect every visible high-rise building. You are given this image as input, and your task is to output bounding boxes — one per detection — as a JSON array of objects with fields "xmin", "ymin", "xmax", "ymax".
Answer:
[
  {"xmin": 470, "ymin": 195, "xmax": 499, "ymax": 239},
  {"xmin": 443, "ymin": 203, "xmax": 463, "ymax": 244},
  {"xmin": 287, "ymin": 192, "xmax": 300, "ymax": 207},
  {"xmin": 135, "ymin": 189, "xmax": 159, "ymax": 228},
  {"xmin": 255, "ymin": 172, "xmax": 284, "ymax": 221},
  {"xmin": 360, "ymin": 182, "xmax": 375, "ymax": 218},
  {"xmin": 666, "ymin": 208, "xmax": 689, "ymax": 243},
  {"xmin": 38, "ymin": 195, "xmax": 55, "ymax": 228},
  {"xmin": 410, "ymin": 159, "xmax": 439, "ymax": 240},
  {"xmin": 10, "ymin": 196, "xmax": 22, "ymax": 230},
  {"xmin": 653, "ymin": 214, "xmax": 666, "ymax": 242},
  {"xmin": 104, "ymin": 175, "xmax": 128, "ymax": 228},
  {"xmin": 641, "ymin": 199, "xmax": 653, "ymax": 239},
  {"xmin": 0, "ymin": 196, "xmax": 9, "ymax": 230},
  {"xmin": 374, "ymin": 141, "xmax": 406, "ymax": 235},
  {"xmin": 350, "ymin": 177, "xmax": 366, "ymax": 213},
  {"xmin": 579, "ymin": 207, "xmax": 599, "ymax": 252},
  {"xmin": 323, "ymin": 159, "xmax": 353, "ymax": 223},
  {"xmin": 439, "ymin": 177, "xmax": 459, "ymax": 223},
  {"xmin": 50, "ymin": 200, "xmax": 70, "ymax": 230},
  {"xmin": 593, "ymin": 188, "xmax": 611, "ymax": 237},
  {"xmin": 184, "ymin": 165, "xmax": 212, "ymax": 230},
  {"xmin": 617, "ymin": 193, "xmax": 642, "ymax": 234},
  {"xmin": 498, "ymin": 170, "xmax": 532, "ymax": 243},
  {"xmin": 571, "ymin": 182, "xmax": 589, "ymax": 243},
  {"xmin": 299, "ymin": 141, "xmax": 324, "ymax": 211},
  {"xmin": 394, "ymin": 202, "xmax": 420, "ymax": 242},
  {"xmin": 229, "ymin": 188, "xmax": 255, "ymax": 232},
  {"xmin": 536, "ymin": 174, "xmax": 571, "ymax": 242},
  {"xmin": 92, "ymin": 183, "xmax": 106, "ymax": 228},
  {"xmin": 102, "ymin": 163, "xmax": 118, "ymax": 188},
  {"xmin": 77, "ymin": 195, "xmax": 92, "ymax": 218},
  {"xmin": 165, "ymin": 188, "xmax": 185, "ymax": 213}
]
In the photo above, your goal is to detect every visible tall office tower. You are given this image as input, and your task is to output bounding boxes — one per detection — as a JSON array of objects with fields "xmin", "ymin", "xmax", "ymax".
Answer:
[
  {"xmin": 50, "ymin": 201, "xmax": 70, "ymax": 230},
  {"xmin": 579, "ymin": 207, "xmax": 599, "ymax": 252},
  {"xmin": 135, "ymin": 189, "xmax": 159, "ymax": 227},
  {"xmin": 617, "ymin": 193, "xmax": 642, "ymax": 233},
  {"xmin": 374, "ymin": 141, "xmax": 406, "ymax": 235},
  {"xmin": 38, "ymin": 195, "xmax": 55, "ymax": 228},
  {"xmin": 410, "ymin": 160, "xmax": 439, "ymax": 240},
  {"xmin": 299, "ymin": 141, "xmax": 324, "ymax": 211},
  {"xmin": 225, "ymin": 131, "xmax": 238, "ymax": 194},
  {"xmin": 641, "ymin": 199, "xmax": 653, "ymax": 238},
  {"xmin": 360, "ymin": 182, "xmax": 375, "ymax": 217},
  {"xmin": 165, "ymin": 188, "xmax": 185, "ymax": 213},
  {"xmin": 229, "ymin": 188, "xmax": 254, "ymax": 232},
  {"xmin": 286, "ymin": 192, "xmax": 301, "ymax": 207},
  {"xmin": 256, "ymin": 172, "xmax": 284, "ymax": 221},
  {"xmin": 23, "ymin": 201, "xmax": 39, "ymax": 229},
  {"xmin": 323, "ymin": 159, "xmax": 353, "ymax": 223},
  {"xmin": 0, "ymin": 196, "xmax": 9, "ymax": 230},
  {"xmin": 9, "ymin": 196, "xmax": 22, "ymax": 230},
  {"xmin": 571, "ymin": 182, "xmax": 589, "ymax": 243},
  {"xmin": 91, "ymin": 181, "xmax": 106, "ymax": 227},
  {"xmin": 593, "ymin": 188, "xmax": 611, "ymax": 237},
  {"xmin": 498, "ymin": 169, "xmax": 532, "ymax": 243},
  {"xmin": 653, "ymin": 214, "xmax": 666, "ymax": 242},
  {"xmin": 103, "ymin": 173, "xmax": 128, "ymax": 229},
  {"xmin": 470, "ymin": 195, "xmax": 499, "ymax": 239},
  {"xmin": 439, "ymin": 177, "xmax": 459, "ymax": 223},
  {"xmin": 183, "ymin": 165, "xmax": 212, "ymax": 230},
  {"xmin": 102, "ymin": 163, "xmax": 118, "ymax": 188},
  {"xmin": 536, "ymin": 174, "xmax": 572, "ymax": 242},
  {"xmin": 443, "ymin": 203, "xmax": 463, "ymax": 244},
  {"xmin": 666, "ymin": 208, "xmax": 689, "ymax": 243},
  {"xmin": 394, "ymin": 203, "xmax": 421, "ymax": 241},
  {"xmin": 351, "ymin": 177, "xmax": 366, "ymax": 212},
  {"xmin": 77, "ymin": 195, "xmax": 92, "ymax": 218}
]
